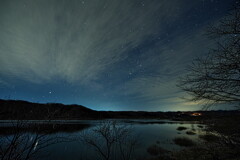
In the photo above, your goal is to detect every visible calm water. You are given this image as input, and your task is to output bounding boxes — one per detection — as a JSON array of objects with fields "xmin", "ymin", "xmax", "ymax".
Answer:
[{"xmin": 0, "ymin": 119, "xmax": 206, "ymax": 160}]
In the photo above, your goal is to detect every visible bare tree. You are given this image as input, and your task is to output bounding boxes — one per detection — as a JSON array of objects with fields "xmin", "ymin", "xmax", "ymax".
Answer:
[
  {"xmin": 0, "ymin": 121, "xmax": 60, "ymax": 160},
  {"xmin": 80, "ymin": 121, "xmax": 138, "ymax": 160},
  {"xmin": 178, "ymin": 1, "xmax": 240, "ymax": 108},
  {"xmin": 0, "ymin": 110, "xmax": 71, "ymax": 160}
]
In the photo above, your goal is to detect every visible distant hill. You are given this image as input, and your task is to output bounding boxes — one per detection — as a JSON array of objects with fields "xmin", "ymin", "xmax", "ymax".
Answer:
[
  {"xmin": 0, "ymin": 99, "xmax": 239, "ymax": 120},
  {"xmin": 0, "ymin": 99, "xmax": 98, "ymax": 120}
]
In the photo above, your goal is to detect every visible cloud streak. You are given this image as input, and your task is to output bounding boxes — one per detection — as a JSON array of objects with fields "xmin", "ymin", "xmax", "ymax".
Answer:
[
  {"xmin": 0, "ymin": 0, "xmax": 190, "ymax": 84},
  {"xmin": 0, "ymin": 0, "xmax": 234, "ymax": 110}
]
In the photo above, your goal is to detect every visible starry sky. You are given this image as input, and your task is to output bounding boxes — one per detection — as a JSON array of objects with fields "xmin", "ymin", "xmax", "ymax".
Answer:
[{"xmin": 0, "ymin": 0, "xmax": 237, "ymax": 111}]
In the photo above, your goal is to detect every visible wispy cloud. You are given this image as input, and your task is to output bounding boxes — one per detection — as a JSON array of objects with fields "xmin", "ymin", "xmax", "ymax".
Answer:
[
  {"xmin": 0, "ymin": 0, "xmax": 231, "ymax": 110},
  {"xmin": 0, "ymin": 0, "xmax": 192, "ymax": 84},
  {"xmin": 110, "ymin": 26, "xmax": 213, "ymax": 110}
]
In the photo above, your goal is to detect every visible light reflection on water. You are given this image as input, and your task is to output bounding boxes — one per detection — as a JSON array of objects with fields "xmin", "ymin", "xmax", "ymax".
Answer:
[{"xmin": 0, "ymin": 120, "xmax": 206, "ymax": 160}]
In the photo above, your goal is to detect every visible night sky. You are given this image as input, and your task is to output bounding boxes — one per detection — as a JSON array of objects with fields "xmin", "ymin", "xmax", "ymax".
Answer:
[{"xmin": 0, "ymin": 0, "xmax": 236, "ymax": 111}]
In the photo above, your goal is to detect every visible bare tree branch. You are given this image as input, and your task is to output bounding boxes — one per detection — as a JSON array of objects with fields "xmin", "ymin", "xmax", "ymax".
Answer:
[{"xmin": 178, "ymin": 1, "xmax": 240, "ymax": 109}]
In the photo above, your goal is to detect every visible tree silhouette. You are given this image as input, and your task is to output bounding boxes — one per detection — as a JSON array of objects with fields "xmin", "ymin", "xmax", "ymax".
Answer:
[
  {"xmin": 80, "ymin": 121, "xmax": 138, "ymax": 160},
  {"xmin": 0, "ymin": 121, "xmax": 66, "ymax": 160},
  {"xmin": 178, "ymin": 1, "xmax": 240, "ymax": 108}
]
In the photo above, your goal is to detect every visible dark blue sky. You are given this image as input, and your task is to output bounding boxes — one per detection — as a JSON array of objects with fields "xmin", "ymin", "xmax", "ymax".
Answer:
[{"xmin": 0, "ymin": 0, "xmax": 237, "ymax": 111}]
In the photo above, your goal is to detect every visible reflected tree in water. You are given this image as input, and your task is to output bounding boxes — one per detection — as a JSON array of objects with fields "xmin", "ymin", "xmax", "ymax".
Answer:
[
  {"xmin": 80, "ymin": 121, "xmax": 138, "ymax": 160},
  {"xmin": 0, "ymin": 120, "xmax": 71, "ymax": 160}
]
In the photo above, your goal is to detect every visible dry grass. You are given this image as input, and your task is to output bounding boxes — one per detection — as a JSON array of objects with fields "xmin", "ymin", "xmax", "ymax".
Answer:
[{"xmin": 199, "ymin": 134, "xmax": 220, "ymax": 142}]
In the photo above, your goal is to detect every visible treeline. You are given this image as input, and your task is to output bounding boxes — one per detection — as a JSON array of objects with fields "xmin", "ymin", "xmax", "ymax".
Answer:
[{"xmin": 0, "ymin": 99, "xmax": 239, "ymax": 120}]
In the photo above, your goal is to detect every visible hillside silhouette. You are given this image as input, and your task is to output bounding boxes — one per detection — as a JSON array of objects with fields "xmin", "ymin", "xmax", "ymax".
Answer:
[{"xmin": 0, "ymin": 99, "xmax": 239, "ymax": 120}]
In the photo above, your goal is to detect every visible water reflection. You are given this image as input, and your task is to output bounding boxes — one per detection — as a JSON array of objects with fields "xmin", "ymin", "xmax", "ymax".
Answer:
[
  {"xmin": 0, "ymin": 123, "xmax": 91, "ymax": 135},
  {"xmin": 0, "ymin": 120, "xmax": 206, "ymax": 160},
  {"xmin": 0, "ymin": 122, "xmax": 69, "ymax": 160}
]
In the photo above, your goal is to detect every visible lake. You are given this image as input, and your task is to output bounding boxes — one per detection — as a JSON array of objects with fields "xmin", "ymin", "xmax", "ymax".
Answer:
[{"xmin": 0, "ymin": 119, "xmax": 207, "ymax": 160}]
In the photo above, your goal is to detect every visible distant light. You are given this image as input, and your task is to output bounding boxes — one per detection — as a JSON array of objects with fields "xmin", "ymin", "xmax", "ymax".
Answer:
[{"xmin": 191, "ymin": 112, "xmax": 202, "ymax": 116}]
